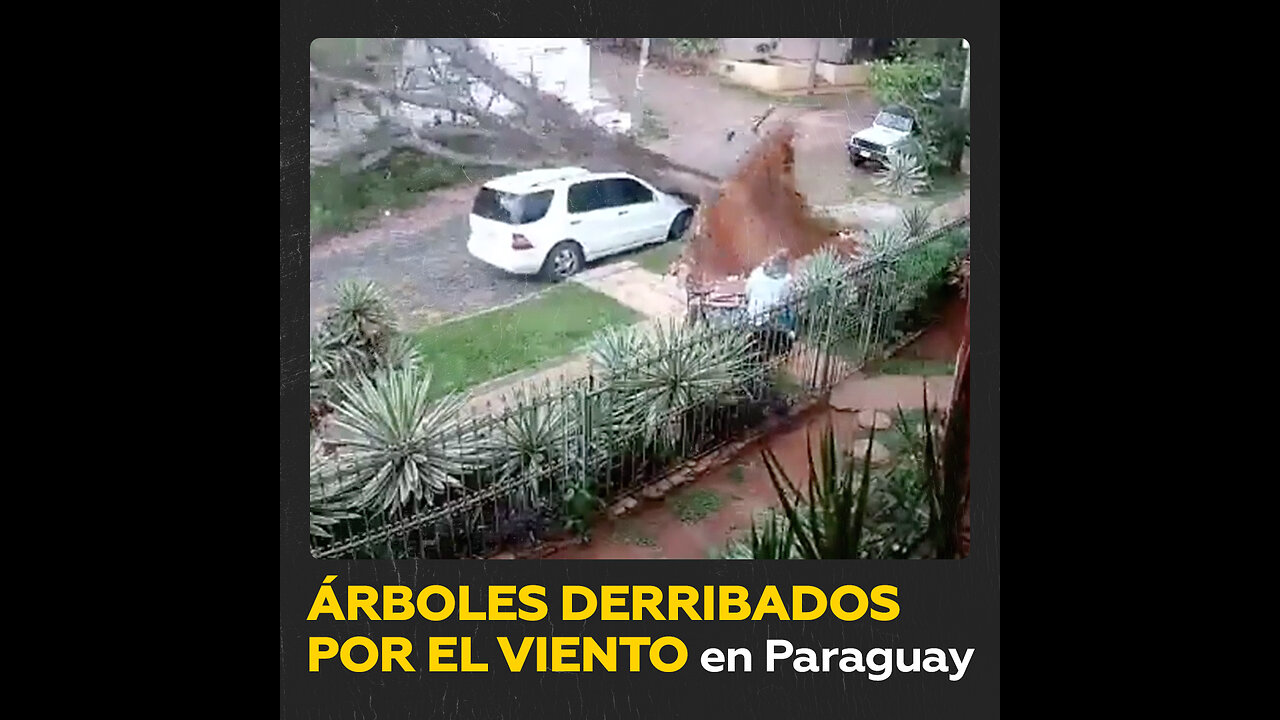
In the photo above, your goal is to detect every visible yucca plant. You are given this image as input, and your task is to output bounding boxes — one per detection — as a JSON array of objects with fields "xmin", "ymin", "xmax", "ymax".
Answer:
[
  {"xmin": 721, "ymin": 508, "xmax": 796, "ymax": 559},
  {"xmin": 862, "ymin": 226, "xmax": 909, "ymax": 261},
  {"xmin": 875, "ymin": 149, "xmax": 930, "ymax": 197},
  {"xmin": 899, "ymin": 203, "xmax": 934, "ymax": 239},
  {"xmin": 309, "ymin": 440, "xmax": 362, "ymax": 540},
  {"xmin": 852, "ymin": 407, "xmax": 939, "ymax": 558},
  {"xmin": 325, "ymin": 280, "xmax": 398, "ymax": 355},
  {"xmin": 483, "ymin": 386, "xmax": 571, "ymax": 506},
  {"xmin": 587, "ymin": 323, "xmax": 649, "ymax": 377},
  {"xmin": 328, "ymin": 365, "xmax": 478, "ymax": 515},
  {"xmin": 797, "ymin": 246, "xmax": 858, "ymax": 316},
  {"xmin": 379, "ymin": 334, "xmax": 423, "ymax": 370},
  {"xmin": 592, "ymin": 321, "xmax": 759, "ymax": 445},
  {"xmin": 759, "ymin": 424, "xmax": 878, "ymax": 559}
]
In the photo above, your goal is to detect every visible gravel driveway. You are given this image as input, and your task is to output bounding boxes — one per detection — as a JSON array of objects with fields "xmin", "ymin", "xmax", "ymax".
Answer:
[{"xmin": 310, "ymin": 212, "xmax": 548, "ymax": 329}]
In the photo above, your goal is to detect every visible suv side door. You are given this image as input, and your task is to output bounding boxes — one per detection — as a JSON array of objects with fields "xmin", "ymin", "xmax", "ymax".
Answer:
[
  {"xmin": 564, "ymin": 178, "xmax": 625, "ymax": 259},
  {"xmin": 605, "ymin": 177, "xmax": 667, "ymax": 248}
]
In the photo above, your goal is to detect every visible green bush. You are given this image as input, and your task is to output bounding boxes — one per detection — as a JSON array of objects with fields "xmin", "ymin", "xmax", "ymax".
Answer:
[
  {"xmin": 868, "ymin": 46, "xmax": 970, "ymax": 174},
  {"xmin": 868, "ymin": 58, "xmax": 943, "ymax": 109},
  {"xmin": 666, "ymin": 38, "xmax": 719, "ymax": 57}
]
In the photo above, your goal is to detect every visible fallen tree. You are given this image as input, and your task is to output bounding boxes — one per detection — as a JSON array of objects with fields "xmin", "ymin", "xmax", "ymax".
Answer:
[{"xmin": 309, "ymin": 38, "xmax": 722, "ymax": 200}]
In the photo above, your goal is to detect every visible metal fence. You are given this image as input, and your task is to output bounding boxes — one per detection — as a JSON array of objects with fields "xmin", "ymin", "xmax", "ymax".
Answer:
[{"xmin": 309, "ymin": 216, "xmax": 970, "ymax": 559}]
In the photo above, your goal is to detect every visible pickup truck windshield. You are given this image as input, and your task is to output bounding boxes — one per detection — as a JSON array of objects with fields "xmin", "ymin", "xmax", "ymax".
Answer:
[
  {"xmin": 472, "ymin": 187, "xmax": 554, "ymax": 225},
  {"xmin": 874, "ymin": 112, "xmax": 913, "ymax": 132}
]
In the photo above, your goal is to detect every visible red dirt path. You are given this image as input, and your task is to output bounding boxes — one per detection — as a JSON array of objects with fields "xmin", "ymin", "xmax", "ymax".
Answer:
[{"xmin": 891, "ymin": 293, "xmax": 968, "ymax": 365}]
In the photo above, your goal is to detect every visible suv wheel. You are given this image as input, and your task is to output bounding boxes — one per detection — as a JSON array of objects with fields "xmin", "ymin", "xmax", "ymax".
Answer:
[
  {"xmin": 541, "ymin": 241, "xmax": 584, "ymax": 281},
  {"xmin": 667, "ymin": 209, "xmax": 693, "ymax": 241}
]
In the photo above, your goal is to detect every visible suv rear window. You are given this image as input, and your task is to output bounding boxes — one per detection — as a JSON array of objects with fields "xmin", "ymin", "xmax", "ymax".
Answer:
[{"xmin": 471, "ymin": 187, "xmax": 554, "ymax": 225}]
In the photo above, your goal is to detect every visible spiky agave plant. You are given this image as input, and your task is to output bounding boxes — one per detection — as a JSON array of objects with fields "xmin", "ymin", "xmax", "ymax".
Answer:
[
  {"xmin": 587, "ymin": 323, "xmax": 649, "ymax": 379},
  {"xmin": 309, "ymin": 440, "xmax": 362, "ymax": 540},
  {"xmin": 875, "ymin": 149, "xmax": 930, "ymax": 197},
  {"xmin": 722, "ymin": 508, "xmax": 796, "ymax": 559},
  {"xmin": 793, "ymin": 246, "xmax": 860, "ymax": 357},
  {"xmin": 329, "ymin": 365, "xmax": 478, "ymax": 515},
  {"xmin": 797, "ymin": 246, "xmax": 855, "ymax": 301},
  {"xmin": 484, "ymin": 386, "xmax": 571, "ymax": 505},
  {"xmin": 861, "ymin": 226, "xmax": 909, "ymax": 262},
  {"xmin": 758, "ymin": 424, "xmax": 878, "ymax": 559},
  {"xmin": 324, "ymin": 280, "xmax": 398, "ymax": 354},
  {"xmin": 379, "ymin": 334, "xmax": 423, "ymax": 370},
  {"xmin": 602, "ymin": 320, "xmax": 759, "ymax": 445},
  {"xmin": 899, "ymin": 203, "xmax": 934, "ymax": 239}
]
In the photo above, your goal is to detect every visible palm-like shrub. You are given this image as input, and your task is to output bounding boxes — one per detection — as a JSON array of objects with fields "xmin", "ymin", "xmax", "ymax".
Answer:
[
  {"xmin": 327, "ymin": 280, "xmax": 397, "ymax": 350},
  {"xmin": 899, "ymin": 204, "xmax": 934, "ymax": 239},
  {"xmin": 587, "ymin": 324, "xmax": 649, "ymax": 377},
  {"xmin": 379, "ymin": 334, "xmax": 423, "ymax": 370},
  {"xmin": 483, "ymin": 386, "xmax": 571, "ymax": 504},
  {"xmin": 720, "ymin": 508, "xmax": 795, "ymax": 559},
  {"xmin": 742, "ymin": 385, "xmax": 960, "ymax": 559},
  {"xmin": 795, "ymin": 247, "xmax": 860, "ymax": 347},
  {"xmin": 759, "ymin": 425, "xmax": 877, "ymax": 559},
  {"xmin": 875, "ymin": 149, "xmax": 930, "ymax": 197},
  {"xmin": 591, "ymin": 321, "xmax": 759, "ymax": 444},
  {"xmin": 328, "ymin": 365, "xmax": 477, "ymax": 514},
  {"xmin": 862, "ymin": 226, "xmax": 909, "ymax": 261}
]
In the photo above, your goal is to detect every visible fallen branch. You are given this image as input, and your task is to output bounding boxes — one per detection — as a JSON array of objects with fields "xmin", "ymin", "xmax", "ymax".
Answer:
[{"xmin": 399, "ymin": 133, "xmax": 545, "ymax": 170}]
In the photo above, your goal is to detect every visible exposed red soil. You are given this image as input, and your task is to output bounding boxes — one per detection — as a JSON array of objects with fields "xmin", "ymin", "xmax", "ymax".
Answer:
[
  {"xmin": 548, "ymin": 406, "xmax": 862, "ymax": 559},
  {"xmin": 678, "ymin": 123, "xmax": 859, "ymax": 287},
  {"xmin": 889, "ymin": 292, "xmax": 968, "ymax": 364}
]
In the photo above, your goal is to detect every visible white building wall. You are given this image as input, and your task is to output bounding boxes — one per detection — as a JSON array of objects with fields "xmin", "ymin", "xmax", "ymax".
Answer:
[{"xmin": 392, "ymin": 38, "xmax": 624, "ymax": 132}]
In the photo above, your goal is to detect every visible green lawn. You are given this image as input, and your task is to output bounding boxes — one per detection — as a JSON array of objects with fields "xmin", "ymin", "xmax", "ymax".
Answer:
[
  {"xmin": 309, "ymin": 150, "xmax": 498, "ymax": 240},
  {"xmin": 873, "ymin": 358, "xmax": 957, "ymax": 376},
  {"xmin": 631, "ymin": 239, "xmax": 687, "ymax": 275},
  {"xmin": 411, "ymin": 284, "xmax": 641, "ymax": 399}
]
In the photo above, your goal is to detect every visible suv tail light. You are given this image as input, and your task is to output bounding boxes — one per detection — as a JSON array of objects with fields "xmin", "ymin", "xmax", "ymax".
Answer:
[{"xmin": 511, "ymin": 234, "xmax": 532, "ymax": 250}]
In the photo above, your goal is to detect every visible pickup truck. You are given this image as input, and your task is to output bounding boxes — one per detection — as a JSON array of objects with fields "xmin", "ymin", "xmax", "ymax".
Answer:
[{"xmin": 847, "ymin": 105, "xmax": 922, "ymax": 168}]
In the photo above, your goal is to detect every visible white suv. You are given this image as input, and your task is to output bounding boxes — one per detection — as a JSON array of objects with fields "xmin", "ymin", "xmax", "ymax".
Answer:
[{"xmin": 466, "ymin": 167, "xmax": 693, "ymax": 281}]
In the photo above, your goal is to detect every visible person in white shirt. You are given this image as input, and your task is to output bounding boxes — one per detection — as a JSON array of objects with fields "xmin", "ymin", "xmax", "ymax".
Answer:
[
  {"xmin": 743, "ymin": 251, "xmax": 798, "ymax": 364},
  {"xmin": 746, "ymin": 251, "xmax": 795, "ymax": 329}
]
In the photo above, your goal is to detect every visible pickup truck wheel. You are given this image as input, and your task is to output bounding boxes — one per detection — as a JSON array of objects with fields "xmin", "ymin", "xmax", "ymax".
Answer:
[{"xmin": 851, "ymin": 155, "xmax": 866, "ymax": 167}]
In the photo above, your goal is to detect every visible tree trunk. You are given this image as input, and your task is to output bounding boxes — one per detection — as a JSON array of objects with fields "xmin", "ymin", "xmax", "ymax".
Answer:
[
  {"xmin": 807, "ymin": 38, "xmax": 821, "ymax": 95},
  {"xmin": 960, "ymin": 41, "xmax": 971, "ymax": 109},
  {"xmin": 634, "ymin": 38, "xmax": 651, "ymax": 122}
]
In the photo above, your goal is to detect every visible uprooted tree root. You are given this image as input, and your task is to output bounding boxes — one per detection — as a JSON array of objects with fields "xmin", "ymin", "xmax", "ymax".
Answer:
[{"xmin": 678, "ymin": 122, "xmax": 861, "ymax": 286}]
